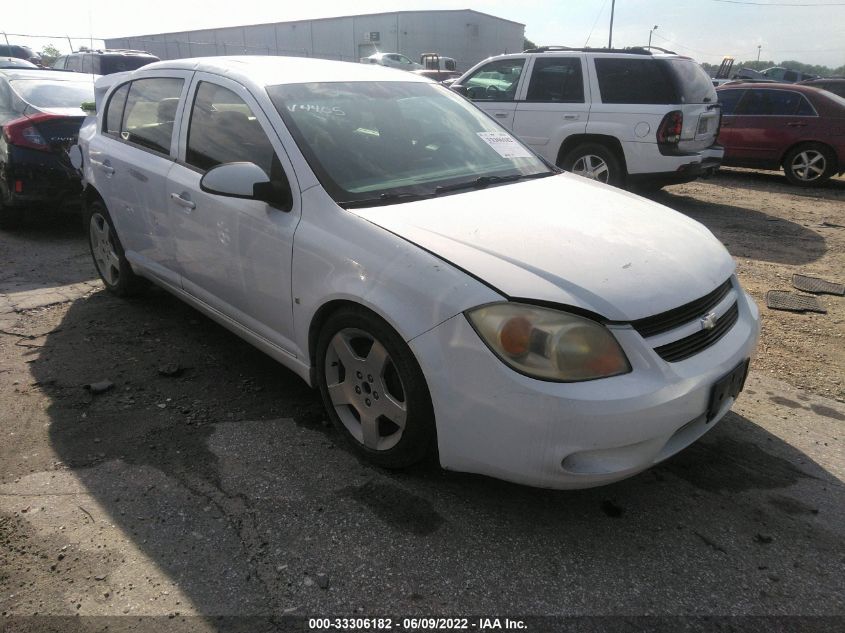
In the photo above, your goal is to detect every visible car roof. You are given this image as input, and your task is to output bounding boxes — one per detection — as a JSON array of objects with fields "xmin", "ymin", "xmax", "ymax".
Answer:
[
  {"xmin": 0, "ymin": 68, "xmax": 99, "ymax": 82},
  {"xmin": 139, "ymin": 56, "xmax": 432, "ymax": 86},
  {"xmin": 717, "ymin": 82, "xmax": 821, "ymax": 95}
]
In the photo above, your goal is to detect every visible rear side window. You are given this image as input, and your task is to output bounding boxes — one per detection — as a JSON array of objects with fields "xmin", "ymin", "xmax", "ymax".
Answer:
[
  {"xmin": 661, "ymin": 59, "xmax": 717, "ymax": 104},
  {"xmin": 66, "ymin": 55, "xmax": 82, "ymax": 72},
  {"xmin": 121, "ymin": 77, "xmax": 184, "ymax": 154},
  {"xmin": 463, "ymin": 58, "xmax": 526, "ymax": 102},
  {"xmin": 100, "ymin": 56, "xmax": 157, "ymax": 74},
  {"xmin": 105, "ymin": 83, "xmax": 130, "ymax": 135},
  {"xmin": 716, "ymin": 89, "xmax": 744, "ymax": 115},
  {"xmin": 736, "ymin": 89, "xmax": 809, "ymax": 116},
  {"xmin": 526, "ymin": 57, "xmax": 584, "ymax": 103},
  {"xmin": 594, "ymin": 58, "xmax": 677, "ymax": 104},
  {"xmin": 185, "ymin": 82, "xmax": 276, "ymax": 175},
  {"xmin": 81, "ymin": 54, "xmax": 94, "ymax": 74}
]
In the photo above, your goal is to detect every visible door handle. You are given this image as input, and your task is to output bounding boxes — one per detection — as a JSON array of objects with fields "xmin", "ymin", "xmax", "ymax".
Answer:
[
  {"xmin": 494, "ymin": 112, "xmax": 508, "ymax": 118},
  {"xmin": 170, "ymin": 192, "xmax": 196, "ymax": 211},
  {"xmin": 563, "ymin": 114, "xmax": 579, "ymax": 120},
  {"xmin": 786, "ymin": 122, "xmax": 807, "ymax": 127},
  {"xmin": 96, "ymin": 160, "xmax": 115, "ymax": 176}
]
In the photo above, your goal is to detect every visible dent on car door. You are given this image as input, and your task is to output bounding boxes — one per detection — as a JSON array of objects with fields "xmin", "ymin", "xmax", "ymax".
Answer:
[
  {"xmin": 461, "ymin": 58, "xmax": 527, "ymax": 128},
  {"xmin": 169, "ymin": 76, "xmax": 301, "ymax": 352},
  {"xmin": 94, "ymin": 74, "xmax": 188, "ymax": 286}
]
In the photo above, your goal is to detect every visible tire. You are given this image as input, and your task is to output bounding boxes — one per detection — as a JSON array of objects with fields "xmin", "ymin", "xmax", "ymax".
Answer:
[
  {"xmin": 559, "ymin": 142, "xmax": 625, "ymax": 187},
  {"xmin": 85, "ymin": 200, "xmax": 146, "ymax": 296},
  {"xmin": 0, "ymin": 199, "xmax": 24, "ymax": 230},
  {"xmin": 782, "ymin": 143, "xmax": 837, "ymax": 187},
  {"xmin": 316, "ymin": 306, "xmax": 435, "ymax": 468}
]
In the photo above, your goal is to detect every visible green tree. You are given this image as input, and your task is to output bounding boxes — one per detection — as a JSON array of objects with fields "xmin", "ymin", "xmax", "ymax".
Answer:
[
  {"xmin": 523, "ymin": 37, "xmax": 537, "ymax": 51},
  {"xmin": 39, "ymin": 44, "xmax": 62, "ymax": 66}
]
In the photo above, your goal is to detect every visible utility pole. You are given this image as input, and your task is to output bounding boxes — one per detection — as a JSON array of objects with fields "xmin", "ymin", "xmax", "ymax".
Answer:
[
  {"xmin": 608, "ymin": 0, "xmax": 616, "ymax": 48},
  {"xmin": 648, "ymin": 25, "xmax": 658, "ymax": 48},
  {"xmin": 757, "ymin": 45, "xmax": 761, "ymax": 62}
]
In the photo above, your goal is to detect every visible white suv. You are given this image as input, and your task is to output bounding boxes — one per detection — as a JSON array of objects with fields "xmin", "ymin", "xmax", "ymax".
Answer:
[{"xmin": 453, "ymin": 46, "xmax": 724, "ymax": 189}]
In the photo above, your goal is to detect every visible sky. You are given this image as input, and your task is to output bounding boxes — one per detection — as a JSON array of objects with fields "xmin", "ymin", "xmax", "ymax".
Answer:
[{"xmin": 4, "ymin": 0, "xmax": 845, "ymax": 68}]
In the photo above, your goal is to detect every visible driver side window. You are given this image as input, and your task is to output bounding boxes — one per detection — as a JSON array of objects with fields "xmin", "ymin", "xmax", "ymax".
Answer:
[{"xmin": 463, "ymin": 58, "xmax": 526, "ymax": 102}]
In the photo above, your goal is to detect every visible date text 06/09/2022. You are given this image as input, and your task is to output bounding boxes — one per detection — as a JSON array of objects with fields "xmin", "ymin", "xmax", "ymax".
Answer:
[{"xmin": 308, "ymin": 617, "xmax": 528, "ymax": 630}]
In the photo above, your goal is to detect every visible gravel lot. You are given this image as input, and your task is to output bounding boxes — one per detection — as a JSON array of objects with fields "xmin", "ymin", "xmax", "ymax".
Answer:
[{"xmin": 1, "ymin": 169, "xmax": 843, "ymax": 632}]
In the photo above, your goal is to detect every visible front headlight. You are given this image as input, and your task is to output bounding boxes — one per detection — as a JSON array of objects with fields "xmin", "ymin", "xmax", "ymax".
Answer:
[{"xmin": 466, "ymin": 303, "xmax": 631, "ymax": 382}]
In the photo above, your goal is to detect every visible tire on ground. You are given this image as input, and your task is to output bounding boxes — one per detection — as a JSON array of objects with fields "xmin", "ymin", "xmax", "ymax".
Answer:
[{"xmin": 315, "ymin": 305, "xmax": 436, "ymax": 469}]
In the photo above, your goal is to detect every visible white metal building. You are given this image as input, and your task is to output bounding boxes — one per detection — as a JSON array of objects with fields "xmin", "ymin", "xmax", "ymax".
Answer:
[{"xmin": 104, "ymin": 10, "xmax": 525, "ymax": 72}]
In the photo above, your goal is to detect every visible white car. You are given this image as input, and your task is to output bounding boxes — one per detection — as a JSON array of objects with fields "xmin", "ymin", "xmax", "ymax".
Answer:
[
  {"xmin": 453, "ymin": 47, "xmax": 725, "ymax": 190},
  {"xmin": 76, "ymin": 56, "xmax": 760, "ymax": 489},
  {"xmin": 359, "ymin": 52, "xmax": 422, "ymax": 71}
]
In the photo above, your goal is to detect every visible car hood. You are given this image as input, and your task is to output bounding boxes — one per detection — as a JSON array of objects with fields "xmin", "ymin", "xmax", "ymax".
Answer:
[{"xmin": 349, "ymin": 174, "xmax": 735, "ymax": 321}]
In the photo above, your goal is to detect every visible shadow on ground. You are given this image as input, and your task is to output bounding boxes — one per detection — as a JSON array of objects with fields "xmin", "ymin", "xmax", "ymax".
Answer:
[
  {"xmin": 645, "ymin": 189, "xmax": 827, "ymax": 266},
  {"xmin": 22, "ymin": 286, "xmax": 845, "ymax": 623}
]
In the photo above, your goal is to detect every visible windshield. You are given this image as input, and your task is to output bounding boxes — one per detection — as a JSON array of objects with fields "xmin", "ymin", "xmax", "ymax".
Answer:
[
  {"xmin": 267, "ymin": 81, "xmax": 551, "ymax": 204},
  {"xmin": 10, "ymin": 79, "xmax": 95, "ymax": 109}
]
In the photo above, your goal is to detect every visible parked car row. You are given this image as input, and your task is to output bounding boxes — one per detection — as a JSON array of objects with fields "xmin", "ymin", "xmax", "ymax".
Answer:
[{"xmin": 71, "ymin": 56, "xmax": 760, "ymax": 489}]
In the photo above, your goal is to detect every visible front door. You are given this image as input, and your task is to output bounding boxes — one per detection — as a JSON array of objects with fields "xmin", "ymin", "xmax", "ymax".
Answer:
[
  {"xmin": 168, "ymin": 74, "xmax": 302, "ymax": 353},
  {"xmin": 460, "ymin": 57, "xmax": 527, "ymax": 130}
]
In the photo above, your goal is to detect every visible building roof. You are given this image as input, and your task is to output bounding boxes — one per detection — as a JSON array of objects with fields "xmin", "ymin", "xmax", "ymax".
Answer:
[{"xmin": 105, "ymin": 9, "xmax": 524, "ymax": 41}]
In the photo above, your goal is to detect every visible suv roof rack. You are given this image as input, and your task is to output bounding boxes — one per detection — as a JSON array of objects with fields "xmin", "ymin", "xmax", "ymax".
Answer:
[
  {"xmin": 522, "ymin": 45, "xmax": 673, "ymax": 55},
  {"xmin": 74, "ymin": 48, "xmax": 154, "ymax": 55}
]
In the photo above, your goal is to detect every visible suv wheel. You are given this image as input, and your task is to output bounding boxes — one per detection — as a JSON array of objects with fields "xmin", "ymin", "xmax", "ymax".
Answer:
[
  {"xmin": 86, "ymin": 201, "xmax": 147, "ymax": 296},
  {"xmin": 560, "ymin": 143, "xmax": 625, "ymax": 187},
  {"xmin": 316, "ymin": 306, "xmax": 435, "ymax": 468},
  {"xmin": 783, "ymin": 143, "xmax": 836, "ymax": 187}
]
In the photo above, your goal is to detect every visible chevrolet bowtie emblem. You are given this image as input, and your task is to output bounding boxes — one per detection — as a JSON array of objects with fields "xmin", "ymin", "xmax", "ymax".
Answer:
[{"xmin": 701, "ymin": 311, "xmax": 718, "ymax": 331}]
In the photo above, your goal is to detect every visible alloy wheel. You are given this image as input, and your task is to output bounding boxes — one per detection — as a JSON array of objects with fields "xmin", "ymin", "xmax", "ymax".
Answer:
[
  {"xmin": 790, "ymin": 149, "xmax": 827, "ymax": 182},
  {"xmin": 324, "ymin": 328, "xmax": 408, "ymax": 451},
  {"xmin": 571, "ymin": 154, "xmax": 610, "ymax": 183},
  {"xmin": 89, "ymin": 212, "xmax": 120, "ymax": 286}
]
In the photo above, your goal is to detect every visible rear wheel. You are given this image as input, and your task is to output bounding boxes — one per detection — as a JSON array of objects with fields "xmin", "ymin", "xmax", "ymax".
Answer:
[
  {"xmin": 783, "ymin": 143, "xmax": 836, "ymax": 187},
  {"xmin": 0, "ymin": 199, "xmax": 24, "ymax": 230},
  {"xmin": 316, "ymin": 306, "xmax": 435, "ymax": 468},
  {"xmin": 86, "ymin": 200, "xmax": 146, "ymax": 296},
  {"xmin": 560, "ymin": 143, "xmax": 625, "ymax": 187}
]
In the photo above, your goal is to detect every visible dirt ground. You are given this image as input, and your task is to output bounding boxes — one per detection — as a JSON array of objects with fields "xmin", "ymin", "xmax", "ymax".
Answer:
[
  {"xmin": 0, "ymin": 168, "xmax": 843, "ymax": 631},
  {"xmin": 651, "ymin": 169, "xmax": 845, "ymax": 401}
]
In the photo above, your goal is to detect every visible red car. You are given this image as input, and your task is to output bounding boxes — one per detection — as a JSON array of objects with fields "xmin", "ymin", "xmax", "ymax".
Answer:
[{"xmin": 716, "ymin": 83, "xmax": 845, "ymax": 187}]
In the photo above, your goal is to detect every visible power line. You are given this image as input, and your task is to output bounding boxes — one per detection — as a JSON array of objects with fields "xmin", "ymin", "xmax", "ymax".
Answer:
[
  {"xmin": 711, "ymin": 0, "xmax": 845, "ymax": 6},
  {"xmin": 584, "ymin": 0, "xmax": 609, "ymax": 47}
]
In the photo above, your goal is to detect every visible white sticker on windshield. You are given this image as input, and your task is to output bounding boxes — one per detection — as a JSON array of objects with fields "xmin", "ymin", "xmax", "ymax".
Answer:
[{"xmin": 477, "ymin": 132, "xmax": 533, "ymax": 159}]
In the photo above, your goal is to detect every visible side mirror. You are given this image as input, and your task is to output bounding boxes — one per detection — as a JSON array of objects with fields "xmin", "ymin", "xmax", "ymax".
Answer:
[
  {"xmin": 200, "ymin": 162, "xmax": 292, "ymax": 211},
  {"xmin": 451, "ymin": 84, "xmax": 468, "ymax": 96}
]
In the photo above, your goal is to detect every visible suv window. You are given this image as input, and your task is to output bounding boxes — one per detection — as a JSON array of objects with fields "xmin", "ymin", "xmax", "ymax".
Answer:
[
  {"xmin": 526, "ymin": 57, "xmax": 584, "ymax": 103},
  {"xmin": 121, "ymin": 78, "xmax": 184, "ymax": 154},
  {"xmin": 100, "ymin": 56, "xmax": 157, "ymax": 74},
  {"xmin": 463, "ymin": 58, "xmax": 525, "ymax": 102},
  {"xmin": 105, "ymin": 83, "xmax": 131, "ymax": 135},
  {"xmin": 186, "ymin": 82, "xmax": 276, "ymax": 175},
  {"xmin": 595, "ymin": 58, "xmax": 676, "ymax": 104},
  {"xmin": 736, "ymin": 89, "xmax": 808, "ymax": 116},
  {"xmin": 661, "ymin": 59, "xmax": 717, "ymax": 104},
  {"xmin": 81, "ymin": 54, "xmax": 94, "ymax": 74},
  {"xmin": 66, "ymin": 55, "xmax": 82, "ymax": 72},
  {"xmin": 53, "ymin": 56, "xmax": 67, "ymax": 70}
]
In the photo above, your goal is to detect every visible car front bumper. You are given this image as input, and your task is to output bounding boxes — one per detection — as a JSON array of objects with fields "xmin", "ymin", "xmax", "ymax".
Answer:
[{"xmin": 409, "ymin": 281, "xmax": 760, "ymax": 489}]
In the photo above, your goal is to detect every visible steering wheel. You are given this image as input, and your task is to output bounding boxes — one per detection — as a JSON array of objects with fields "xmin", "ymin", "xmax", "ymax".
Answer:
[{"xmin": 485, "ymin": 85, "xmax": 503, "ymax": 98}]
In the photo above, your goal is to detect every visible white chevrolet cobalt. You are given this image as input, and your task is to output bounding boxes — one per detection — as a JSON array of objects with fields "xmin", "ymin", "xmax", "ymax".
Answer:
[{"xmin": 75, "ymin": 57, "xmax": 760, "ymax": 489}]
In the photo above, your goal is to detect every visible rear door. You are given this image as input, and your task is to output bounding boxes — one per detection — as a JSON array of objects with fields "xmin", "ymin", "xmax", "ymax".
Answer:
[
  {"xmin": 459, "ymin": 57, "xmax": 528, "ymax": 130},
  {"xmin": 714, "ymin": 88, "xmax": 746, "ymax": 161},
  {"xmin": 88, "ymin": 72, "xmax": 190, "ymax": 286},
  {"xmin": 662, "ymin": 58, "xmax": 721, "ymax": 153},
  {"xmin": 513, "ymin": 55, "xmax": 588, "ymax": 164}
]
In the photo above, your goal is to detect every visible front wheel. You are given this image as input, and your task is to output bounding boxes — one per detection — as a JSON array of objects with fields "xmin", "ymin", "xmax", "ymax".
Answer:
[
  {"xmin": 783, "ymin": 143, "xmax": 836, "ymax": 187},
  {"xmin": 86, "ymin": 200, "xmax": 146, "ymax": 296},
  {"xmin": 559, "ymin": 143, "xmax": 625, "ymax": 187},
  {"xmin": 316, "ymin": 306, "xmax": 435, "ymax": 468}
]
